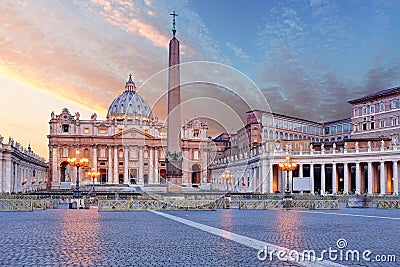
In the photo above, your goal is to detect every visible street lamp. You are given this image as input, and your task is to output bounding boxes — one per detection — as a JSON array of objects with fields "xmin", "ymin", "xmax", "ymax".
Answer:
[
  {"xmin": 278, "ymin": 155, "xmax": 298, "ymax": 199},
  {"xmin": 87, "ymin": 168, "xmax": 100, "ymax": 197},
  {"xmin": 67, "ymin": 150, "xmax": 89, "ymax": 198}
]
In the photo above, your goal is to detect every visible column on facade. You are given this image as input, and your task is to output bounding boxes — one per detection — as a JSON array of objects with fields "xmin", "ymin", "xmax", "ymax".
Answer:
[
  {"xmin": 355, "ymin": 162, "xmax": 361, "ymax": 194},
  {"xmin": 154, "ymin": 147, "xmax": 159, "ymax": 184},
  {"xmin": 393, "ymin": 161, "xmax": 398, "ymax": 194},
  {"xmin": 124, "ymin": 146, "xmax": 129, "ymax": 184},
  {"xmin": 108, "ymin": 146, "xmax": 113, "ymax": 184},
  {"xmin": 93, "ymin": 145, "xmax": 98, "ymax": 183},
  {"xmin": 321, "ymin": 163, "xmax": 325, "ymax": 194},
  {"xmin": 148, "ymin": 147, "xmax": 154, "ymax": 184},
  {"xmin": 51, "ymin": 146, "xmax": 59, "ymax": 188},
  {"xmin": 310, "ymin": 163, "xmax": 314, "ymax": 194},
  {"xmin": 182, "ymin": 148, "xmax": 189, "ymax": 185},
  {"xmin": 380, "ymin": 161, "xmax": 386, "ymax": 194},
  {"xmin": 113, "ymin": 146, "xmax": 118, "ymax": 184},
  {"xmin": 367, "ymin": 162, "xmax": 373, "ymax": 195},
  {"xmin": 138, "ymin": 146, "xmax": 144, "ymax": 184},
  {"xmin": 343, "ymin": 163, "xmax": 349, "ymax": 194},
  {"xmin": 332, "ymin": 163, "xmax": 337, "ymax": 194}
]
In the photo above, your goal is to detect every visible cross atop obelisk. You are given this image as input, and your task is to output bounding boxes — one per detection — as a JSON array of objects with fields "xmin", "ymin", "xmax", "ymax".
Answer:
[
  {"xmin": 166, "ymin": 11, "xmax": 182, "ymax": 193},
  {"xmin": 170, "ymin": 11, "xmax": 178, "ymax": 37}
]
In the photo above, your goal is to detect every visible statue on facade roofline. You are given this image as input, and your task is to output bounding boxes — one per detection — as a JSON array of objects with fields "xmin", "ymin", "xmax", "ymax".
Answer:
[
  {"xmin": 8, "ymin": 137, "xmax": 14, "ymax": 146},
  {"xmin": 0, "ymin": 135, "xmax": 3, "ymax": 143}
]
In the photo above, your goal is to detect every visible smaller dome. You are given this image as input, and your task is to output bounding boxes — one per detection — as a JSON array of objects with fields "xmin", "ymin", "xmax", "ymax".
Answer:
[{"xmin": 107, "ymin": 74, "xmax": 154, "ymax": 121}]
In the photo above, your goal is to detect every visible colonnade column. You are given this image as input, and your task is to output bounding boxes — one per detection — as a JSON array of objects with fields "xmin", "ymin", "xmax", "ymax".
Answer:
[
  {"xmin": 355, "ymin": 162, "xmax": 361, "ymax": 194},
  {"xmin": 113, "ymin": 146, "xmax": 118, "ymax": 184},
  {"xmin": 380, "ymin": 161, "xmax": 386, "ymax": 195},
  {"xmin": 393, "ymin": 161, "xmax": 398, "ymax": 194},
  {"xmin": 310, "ymin": 163, "xmax": 314, "ymax": 194},
  {"xmin": 154, "ymin": 148, "xmax": 159, "ymax": 184},
  {"xmin": 268, "ymin": 163, "xmax": 273, "ymax": 193},
  {"xmin": 343, "ymin": 163, "xmax": 349, "ymax": 194},
  {"xmin": 124, "ymin": 146, "xmax": 129, "ymax": 184},
  {"xmin": 108, "ymin": 146, "xmax": 112, "ymax": 184},
  {"xmin": 299, "ymin": 164, "xmax": 303, "ymax": 177},
  {"xmin": 321, "ymin": 163, "xmax": 325, "ymax": 194},
  {"xmin": 149, "ymin": 148, "xmax": 154, "ymax": 184},
  {"xmin": 367, "ymin": 162, "xmax": 373, "ymax": 195},
  {"xmin": 332, "ymin": 163, "xmax": 337, "ymax": 194},
  {"xmin": 138, "ymin": 146, "xmax": 144, "ymax": 185}
]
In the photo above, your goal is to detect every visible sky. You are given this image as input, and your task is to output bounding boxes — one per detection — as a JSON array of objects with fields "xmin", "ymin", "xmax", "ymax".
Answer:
[{"xmin": 1, "ymin": 0, "xmax": 400, "ymax": 159}]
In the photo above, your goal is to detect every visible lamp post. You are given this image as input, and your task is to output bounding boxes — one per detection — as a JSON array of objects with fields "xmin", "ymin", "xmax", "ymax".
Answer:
[
  {"xmin": 67, "ymin": 150, "xmax": 89, "ymax": 198},
  {"xmin": 87, "ymin": 168, "xmax": 100, "ymax": 197},
  {"xmin": 278, "ymin": 155, "xmax": 298, "ymax": 199}
]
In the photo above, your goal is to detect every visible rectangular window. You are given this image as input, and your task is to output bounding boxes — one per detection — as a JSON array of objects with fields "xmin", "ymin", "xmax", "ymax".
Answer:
[
  {"xmin": 63, "ymin": 148, "xmax": 68, "ymax": 157},
  {"xmin": 99, "ymin": 127, "xmax": 107, "ymax": 134},
  {"xmin": 354, "ymin": 108, "xmax": 359, "ymax": 116},
  {"xmin": 392, "ymin": 100, "xmax": 399, "ymax": 109},
  {"xmin": 354, "ymin": 125, "xmax": 359, "ymax": 132},
  {"xmin": 62, "ymin": 124, "xmax": 69, "ymax": 133},
  {"xmin": 380, "ymin": 103, "xmax": 385, "ymax": 112},
  {"xmin": 100, "ymin": 148, "xmax": 106, "ymax": 158},
  {"xmin": 370, "ymin": 105, "xmax": 375, "ymax": 113},
  {"xmin": 362, "ymin": 123, "xmax": 367, "ymax": 131},
  {"xmin": 304, "ymin": 142, "xmax": 308, "ymax": 148},
  {"xmin": 362, "ymin": 107, "xmax": 368, "ymax": 115},
  {"xmin": 392, "ymin": 117, "xmax": 398, "ymax": 126},
  {"xmin": 193, "ymin": 150, "xmax": 199, "ymax": 160},
  {"xmin": 84, "ymin": 127, "xmax": 89, "ymax": 134},
  {"xmin": 380, "ymin": 120, "xmax": 385, "ymax": 128},
  {"xmin": 370, "ymin": 122, "xmax": 375, "ymax": 130}
]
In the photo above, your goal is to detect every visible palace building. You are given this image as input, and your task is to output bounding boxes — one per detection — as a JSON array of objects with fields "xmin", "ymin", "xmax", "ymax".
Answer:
[{"xmin": 209, "ymin": 86, "xmax": 400, "ymax": 195}]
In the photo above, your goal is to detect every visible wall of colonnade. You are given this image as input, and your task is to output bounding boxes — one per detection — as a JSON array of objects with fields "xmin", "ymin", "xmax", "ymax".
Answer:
[
  {"xmin": 210, "ymin": 142, "xmax": 400, "ymax": 195},
  {"xmin": 0, "ymin": 137, "xmax": 48, "ymax": 193}
]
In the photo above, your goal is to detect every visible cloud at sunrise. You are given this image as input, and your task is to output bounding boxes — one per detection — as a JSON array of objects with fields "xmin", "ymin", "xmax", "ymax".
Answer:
[{"xmin": 0, "ymin": 0, "xmax": 399, "ymax": 158}]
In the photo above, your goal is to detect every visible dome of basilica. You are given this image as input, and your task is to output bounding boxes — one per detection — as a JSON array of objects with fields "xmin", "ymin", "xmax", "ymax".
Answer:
[{"xmin": 107, "ymin": 74, "xmax": 154, "ymax": 121}]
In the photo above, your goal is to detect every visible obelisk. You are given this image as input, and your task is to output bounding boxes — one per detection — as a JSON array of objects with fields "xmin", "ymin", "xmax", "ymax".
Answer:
[{"xmin": 166, "ymin": 11, "xmax": 183, "ymax": 193}]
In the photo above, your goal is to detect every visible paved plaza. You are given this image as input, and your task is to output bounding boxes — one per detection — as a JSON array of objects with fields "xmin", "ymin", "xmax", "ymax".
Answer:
[{"xmin": 0, "ymin": 207, "xmax": 398, "ymax": 266}]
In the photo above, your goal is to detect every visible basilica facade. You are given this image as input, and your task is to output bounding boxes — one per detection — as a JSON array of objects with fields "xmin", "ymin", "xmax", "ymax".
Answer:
[{"xmin": 48, "ymin": 75, "xmax": 208, "ymax": 189}]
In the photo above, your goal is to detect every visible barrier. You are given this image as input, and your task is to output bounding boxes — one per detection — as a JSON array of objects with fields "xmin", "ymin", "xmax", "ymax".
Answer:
[
  {"xmin": 376, "ymin": 200, "xmax": 400, "ymax": 209},
  {"xmin": 0, "ymin": 199, "xmax": 47, "ymax": 211},
  {"xmin": 98, "ymin": 199, "xmax": 217, "ymax": 211}
]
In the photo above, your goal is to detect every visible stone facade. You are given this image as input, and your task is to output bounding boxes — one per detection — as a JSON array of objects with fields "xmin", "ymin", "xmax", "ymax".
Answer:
[
  {"xmin": 209, "ymin": 86, "xmax": 400, "ymax": 195},
  {"xmin": 349, "ymin": 86, "xmax": 400, "ymax": 143},
  {"xmin": 48, "ymin": 76, "xmax": 208, "ymax": 189},
  {"xmin": 0, "ymin": 135, "xmax": 48, "ymax": 193}
]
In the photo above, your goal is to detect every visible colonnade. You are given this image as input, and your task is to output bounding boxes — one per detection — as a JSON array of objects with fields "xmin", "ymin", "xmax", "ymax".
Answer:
[{"xmin": 210, "ymin": 145, "xmax": 400, "ymax": 195}]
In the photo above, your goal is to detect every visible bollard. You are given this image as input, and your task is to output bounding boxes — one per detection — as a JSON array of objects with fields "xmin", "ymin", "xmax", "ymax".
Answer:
[
  {"xmin": 53, "ymin": 199, "xmax": 59, "ymax": 209},
  {"xmin": 69, "ymin": 201, "xmax": 77, "ymax": 209}
]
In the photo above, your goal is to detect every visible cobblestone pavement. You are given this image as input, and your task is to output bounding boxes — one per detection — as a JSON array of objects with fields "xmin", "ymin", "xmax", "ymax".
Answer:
[{"xmin": 0, "ymin": 207, "xmax": 398, "ymax": 266}]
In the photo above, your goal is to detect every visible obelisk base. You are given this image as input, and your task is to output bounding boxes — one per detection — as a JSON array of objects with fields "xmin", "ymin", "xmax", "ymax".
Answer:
[{"xmin": 166, "ymin": 158, "xmax": 183, "ymax": 193}]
